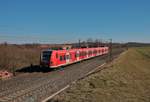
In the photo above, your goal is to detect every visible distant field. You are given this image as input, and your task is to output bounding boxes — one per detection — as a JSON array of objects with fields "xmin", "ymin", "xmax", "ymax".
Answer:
[
  {"xmin": 0, "ymin": 45, "xmax": 41, "ymax": 71},
  {"xmin": 52, "ymin": 47, "xmax": 150, "ymax": 102}
]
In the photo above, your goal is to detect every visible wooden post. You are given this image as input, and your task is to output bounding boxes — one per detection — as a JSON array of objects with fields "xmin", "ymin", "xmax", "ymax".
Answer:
[
  {"xmin": 12, "ymin": 65, "xmax": 16, "ymax": 76},
  {"xmin": 78, "ymin": 39, "xmax": 81, "ymax": 48},
  {"xmin": 109, "ymin": 39, "xmax": 112, "ymax": 62},
  {"xmin": 126, "ymin": 43, "xmax": 128, "ymax": 50}
]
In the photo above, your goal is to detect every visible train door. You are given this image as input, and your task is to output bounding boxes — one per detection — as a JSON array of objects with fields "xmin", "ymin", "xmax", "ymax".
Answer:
[
  {"xmin": 76, "ymin": 50, "xmax": 80, "ymax": 61},
  {"xmin": 86, "ymin": 50, "xmax": 88, "ymax": 58},
  {"xmin": 66, "ymin": 52, "xmax": 70, "ymax": 63}
]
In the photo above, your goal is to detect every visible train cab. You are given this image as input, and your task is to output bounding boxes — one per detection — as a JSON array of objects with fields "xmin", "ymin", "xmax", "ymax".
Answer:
[{"xmin": 40, "ymin": 50, "xmax": 52, "ymax": 67}]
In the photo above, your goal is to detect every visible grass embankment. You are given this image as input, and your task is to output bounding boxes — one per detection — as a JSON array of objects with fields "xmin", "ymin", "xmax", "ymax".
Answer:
[{"xmin": 52, "ymin": 47, "xmax": 150, "ymax": 102}]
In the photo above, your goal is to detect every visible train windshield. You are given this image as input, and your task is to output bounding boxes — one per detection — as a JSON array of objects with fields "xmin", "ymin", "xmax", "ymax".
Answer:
[{"xmin": 41, "ymin": 51, "xmax": 52, "ymax": 62}]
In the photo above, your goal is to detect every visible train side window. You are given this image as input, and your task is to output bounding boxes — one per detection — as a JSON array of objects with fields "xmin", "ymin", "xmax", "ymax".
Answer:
[
  {"xmin": 90, "ymin": 51, "xmax": 92, "ymax": 55},
  {"xmin": 89, "ymin": 51, "xmax": 90, "ymax": 55},
  {"xmin": 88, "ymin": 51, "xmax": 90, "ymax": 55},
  {"xmin": 70, "ymin": 54, "xmax": 72, "ymax": 59},
  {"xmin": 56, "ymin": 53, "xmax": 58, "ymax": 59},
  {"xmin": 60, "ymin": 56, "xmax": 63, "ymax": 61},
  {"xmin": 64, "ymin": 55, "xmax": 66, "ymax": 60},
  {"xmin": 80, "ymin": 52, "xmax": 82, "ymax": 57},
  {"xmin": 94, "ymin": 50, "xmax": 97, "ymax": 54}
]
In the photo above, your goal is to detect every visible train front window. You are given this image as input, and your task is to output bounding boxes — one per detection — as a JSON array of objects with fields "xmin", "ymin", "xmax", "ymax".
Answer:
[{"xmin": 41, "ymin": 51, "xmax": 52, "ymax": 62}]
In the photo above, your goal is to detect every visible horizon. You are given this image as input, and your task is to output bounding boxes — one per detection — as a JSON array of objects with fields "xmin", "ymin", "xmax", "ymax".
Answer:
[{"xmin": 0, "ymin": 0, "xmax": 150, "ymax": 44}]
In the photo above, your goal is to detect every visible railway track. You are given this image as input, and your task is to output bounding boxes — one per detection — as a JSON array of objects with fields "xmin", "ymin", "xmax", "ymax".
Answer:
[{"xmin": 0, "ymin": 48, "xmax": 124, "ymax": 102}]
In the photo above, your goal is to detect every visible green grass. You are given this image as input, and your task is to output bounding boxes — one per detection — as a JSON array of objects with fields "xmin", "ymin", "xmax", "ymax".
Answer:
[{"xmin": 52, "ymin": 47, "xmax": 150, "ymax": 102}]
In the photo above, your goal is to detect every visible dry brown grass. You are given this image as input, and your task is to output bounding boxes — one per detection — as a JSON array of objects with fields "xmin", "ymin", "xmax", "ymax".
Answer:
[
  {"xmin": 0, "ymin": 45, "xmax": 41, "ymax": 72},
  {"xmin": 52, "ymin": 47, "xmax": 150, "ymax": 102}
]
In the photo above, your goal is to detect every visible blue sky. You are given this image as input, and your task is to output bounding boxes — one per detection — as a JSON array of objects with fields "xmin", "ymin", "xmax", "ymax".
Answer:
[{"xmin": 0, "ymin": 0, "xmax": 150, "ymax": 44}]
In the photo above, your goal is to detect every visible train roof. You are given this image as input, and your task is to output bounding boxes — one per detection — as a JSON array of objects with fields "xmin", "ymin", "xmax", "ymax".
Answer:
[
  {"xmin": 42, "ymin": 47, "xmax": 108, "ymax": 51},
  {"xmin": 46, "ymin": 47, "xmax": 109, "ymax": 52}
]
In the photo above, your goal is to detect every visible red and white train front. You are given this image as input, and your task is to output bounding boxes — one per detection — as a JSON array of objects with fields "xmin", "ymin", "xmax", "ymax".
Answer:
[{"xmin": 40, "ymin": 50, "xmax": 52, "ymax": 67}]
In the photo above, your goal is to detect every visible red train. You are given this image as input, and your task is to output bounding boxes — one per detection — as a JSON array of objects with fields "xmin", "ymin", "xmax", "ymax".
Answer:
[{"xmin": 40, "ymin": 47, "xmax": 109, "ymax": 68}]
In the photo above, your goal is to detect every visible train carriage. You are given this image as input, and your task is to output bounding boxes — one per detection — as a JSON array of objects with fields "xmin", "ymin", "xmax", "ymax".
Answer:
[{"xmin": 40, "ymin": 47, "xmax": 109, "ymax": 68}]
